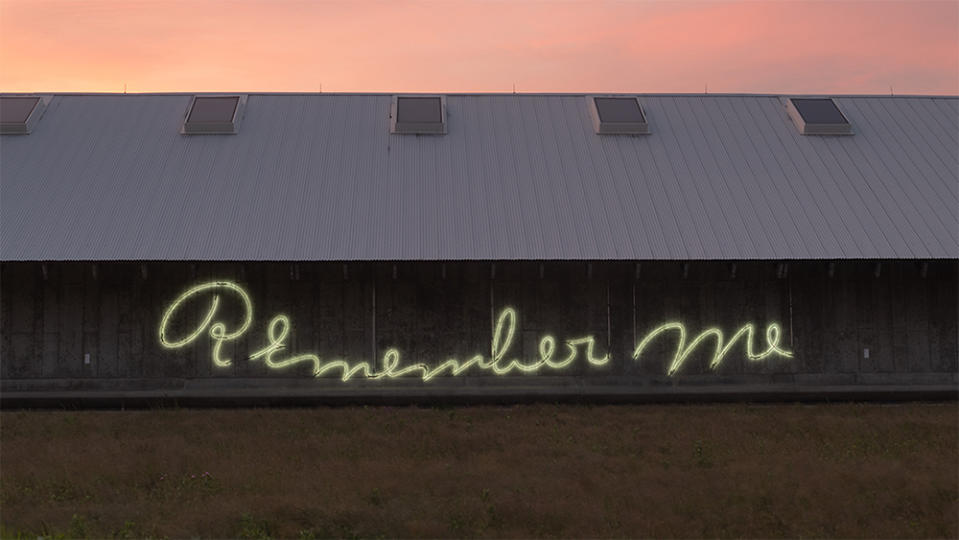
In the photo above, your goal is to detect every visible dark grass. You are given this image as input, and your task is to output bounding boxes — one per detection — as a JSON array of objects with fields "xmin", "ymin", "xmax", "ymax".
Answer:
[{"xmin": 1, "ymin": 402, "xmax": 957, "ymax": 538}]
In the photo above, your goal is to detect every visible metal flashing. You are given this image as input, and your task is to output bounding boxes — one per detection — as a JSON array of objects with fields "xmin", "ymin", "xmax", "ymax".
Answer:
[
  {"xmin": 391, "ymin": 95, "xmax": 447, "ymax": 134},
  {"xmin": 786, "ymin": 97, "xmax": 853, "ymax": 135},
  {"xmin": 587, "ymin": 95, "xmax": 649, "ymax": 134},
  {"xmin": 182, "ymin": 95, "xmax": 246, "ymax": 134},
  {"xmin": 0, "ymin": 95, "xmax": 49, "ymax": 135}
]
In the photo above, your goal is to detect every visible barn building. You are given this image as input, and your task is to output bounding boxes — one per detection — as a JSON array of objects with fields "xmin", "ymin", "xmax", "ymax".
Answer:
[{"xmin": 1, "ymin": 92, "xmax": 956, "ymax": 405}]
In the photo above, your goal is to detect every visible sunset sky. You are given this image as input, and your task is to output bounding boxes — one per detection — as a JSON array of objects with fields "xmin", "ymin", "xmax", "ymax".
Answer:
[{"xmin": 1, "ymin": 0, "xmax": 957, "ymax": 95}]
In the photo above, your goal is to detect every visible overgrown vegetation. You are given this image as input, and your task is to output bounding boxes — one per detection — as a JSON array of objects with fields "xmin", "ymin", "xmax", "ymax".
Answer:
[{"xmin": 1, "ymin": 403, "xmax": 956, "ymax": 538}]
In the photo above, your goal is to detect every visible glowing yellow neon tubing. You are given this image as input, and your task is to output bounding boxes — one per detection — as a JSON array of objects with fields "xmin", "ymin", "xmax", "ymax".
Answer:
[
  {"xmin": 159, "ymin": 280, "xmax": 791, "ymax": 380},
  {"xmin": 632, "ymin": 322, "xmax": 793, "ymax": 376},
  {"xmin": 158, "ymin": 280, "xmax": 253, "ymax": 367},
  {"xmin": 158, "ymin": 283, "xmax": 615, "ymax": 381}
]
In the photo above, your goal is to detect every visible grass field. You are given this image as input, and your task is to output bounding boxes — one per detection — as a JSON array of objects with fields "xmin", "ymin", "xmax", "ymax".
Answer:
[{"xmin": 1, "ymin": 402, "xmax": 956, "ymax": 539}]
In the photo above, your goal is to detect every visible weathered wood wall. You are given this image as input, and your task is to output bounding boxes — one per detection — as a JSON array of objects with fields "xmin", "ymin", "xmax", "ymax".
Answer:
[{"xmin": 1, "ymin": 260, "xmax": 956, "ymax": 399}]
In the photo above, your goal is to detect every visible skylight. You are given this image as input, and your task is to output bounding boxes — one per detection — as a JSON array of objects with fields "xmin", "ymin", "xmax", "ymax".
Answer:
[
  {"xmin": 182, "ymin": 95, "xmax": 244, "ymax": 134},
  {"xmin": 587, "ymin": 96, "xmax": 649, "ymax": 134},
  {"xmin": 786, "ymin": 97, "xmax": 852, "ymax": 135},
  {"xmin": 391, "ymin": 95, "xmax": 446, "ymax": 134},
  {"xmin": 0, "ymin": 96, "xmax": 44, "ymax": 135}
]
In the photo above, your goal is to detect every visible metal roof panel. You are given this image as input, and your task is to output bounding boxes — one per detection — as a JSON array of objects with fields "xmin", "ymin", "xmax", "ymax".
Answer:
[{"xmin": 2, "ymin": 93, "xmax": 956, "ymax": 260}]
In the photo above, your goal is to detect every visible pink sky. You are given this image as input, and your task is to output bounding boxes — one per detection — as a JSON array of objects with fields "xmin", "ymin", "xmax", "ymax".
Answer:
[{"xmin": 1, "ymin": 0, "xmax": 957, "ymax": 94}]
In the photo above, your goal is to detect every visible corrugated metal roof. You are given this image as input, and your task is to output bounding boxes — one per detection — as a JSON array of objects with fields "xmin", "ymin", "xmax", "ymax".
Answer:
[{"xmin": 1, "ymin": 93, "xmax": 956, "ymax": 261}]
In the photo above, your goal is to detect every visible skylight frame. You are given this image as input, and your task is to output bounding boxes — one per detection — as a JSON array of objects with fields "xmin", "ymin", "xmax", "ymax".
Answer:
[
  {"xmin": 587, "ymin": 95, "xmax": 650, "ymax": 135},
  {"xmin": 391, "ymin": 95, "xmax": 447, "ymax": 135},
  {"xmin": 0, "ymin": 95, "xmax": 50, "ymax": 135},
  {"xmin": 785, "ymin": 97, "xmax": 853, "ymax": 136},
  {"xmin": 181, "ymin": 94, "xmax": 247, "ymax": 135}
]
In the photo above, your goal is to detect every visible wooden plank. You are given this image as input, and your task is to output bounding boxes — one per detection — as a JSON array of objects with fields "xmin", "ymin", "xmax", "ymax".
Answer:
[
  {"xmin": 128, "ymin": 265, "xmax": 148, "ymax": 378},
  {"xmin": 142, "ymin": 263, "xmax": 166, "ymax": 379},
  {"xmin": 804, "ymin": 275, "xmax": 825, "ymax": 375},
  {"xmin": 42, "ymin": 331, "xmax": 59, "ymax": 379},
  {"xmin": 9, "ymin": 265, "xmax": 35, "ymax": 333},
  {"xmin": 873, "ymin": 272, "xmax": 895, "ymax": 372},
  {"xmin": 382, "ymin": 267, "xmax": 416, "ymax": 368},
  {"xmin": 233, "ymin": 263, "xmax": 268, "ymax": 378},
  {"xmin": 682, "ymin": 269, "xmax": 708, "ymax": 376},
  {"xmin": 528, "ymin": 262, "xmax": 577, "ymax": 376},
  {"xmin": 221, "ymin": 262, "xmax": 245, "ymax": 378},
  {"xmin": 266, "ymin": 263, "xmax": 312, "ymax": 378},
  {"xmin": 579, "ymin": 263, "xmax": 610, "ymax": 379},
  {"xmin": 375, "ymin": 269, "xmax": 401, "ymax": 373},
  {"xmin": 0, "ymin": 265, "xmax": 12, "ymax": 378},
  {"xmin": 342, "ymin": 267, "xmax": 372, "ymax": 367},
  {"xmin": 714, "ymin": 276, "xmax": 748, "ymax": 376},
  {"xmin": 59, "ymin": 264, "xmax": 85, "ymax": 377},
  {"xmin": 488, "ymin": 268, "xmax": 524, "ymax": 377},
  {"xmin": 764, "ymin": 269, "xmax": 791, "ymax": 375},
  {"xmin": 929, "ymin": 268, "xmax": 958, "ymax": 373},
  {"xmin": 82, "ymin": 265, "xmax": 99, "ymax": 333},
  {"xmin": 741, "ymin": 267, "xmax": 767, "ymax": 377},
  {"xmin": 855, "ymin": 277, "xmax": 878, "ymax": 373},
  {"xmin": 31, "ymin": 265, "xmax": 44, "ymax": 379},
  {"xmin": 311, "ymin": 263, "xmax": 374, "ymax": 379},
  {"xmin": 292, "ymin": 266, "xmax": 318, "ymax": 376},
  {"xmin": 116, "ymin": 264, "xmax": 135, "ymax": 378},
  {"xmin": 774, "ymin": 277, "xmax": 798, "ymax": 375},
  {"xmin": 903, "ymin": 262, "xmax": 930, "ymax": 373},
  {"xmin": 460, "ymin": 262, "xmax": 492, "ymax": 375},
  {"xmin": 834, "ymin": 274, "xmax": 860, "ymax": 374},
  {"xmin": 10, "ymin": 334, "xmax": 33, "ymax": 377},
  {"xmin": 407, "ymin": 263, "xmax": 469, "ymax": 375},
  {"xmin": 888, "ymin": 264, "xmax": 912, "ymax": 373},
  {"xmin": 118, "ymin": 331, "xmax": 132, "ymax": 377},
  {"xmin": 6, "ymin": 264, "xmax": 39, "ymax": 376},
  {"xmin": 607, "ymin": 263, "xmax": 633, "ymax": 378},
  {"xmin": 633, "ymin": 273, "xmax": 669, "ymax": 378},
  {"xmin": 151, "ymin": 262, "xmax": 192, "ymax": 378},
  {"xmin": 97, "ymin": 287, "xmax": 120, "ymax": 377},
  {"xmin": 490, "ymin": 266, "xmax": 526, "ymax": 377},
  {"xmin": 316, "ymin": 269, "xmax": 346, "ymax": 375},
  {"xmin": 189, "ymin": 263, "xmax": 214, "ymax": 379},
  {"xmin": 81, "ymin": 265, "xmax": 100, "ymax": 378}
]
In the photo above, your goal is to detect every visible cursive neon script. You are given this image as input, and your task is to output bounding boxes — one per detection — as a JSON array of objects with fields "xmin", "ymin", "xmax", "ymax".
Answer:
[
  {"xmin": 633, "ymin": 322, "xmax": 792, "ymax": 376},
  {"xmin": 159, "ymin": 281, "xmax": 793, "ymax": 380}
]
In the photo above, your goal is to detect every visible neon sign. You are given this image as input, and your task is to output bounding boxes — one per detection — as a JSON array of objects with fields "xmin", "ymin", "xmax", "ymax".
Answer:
[{"xmin": 159, "ymin": 281, "xmax": 793, "ymax": 380}]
